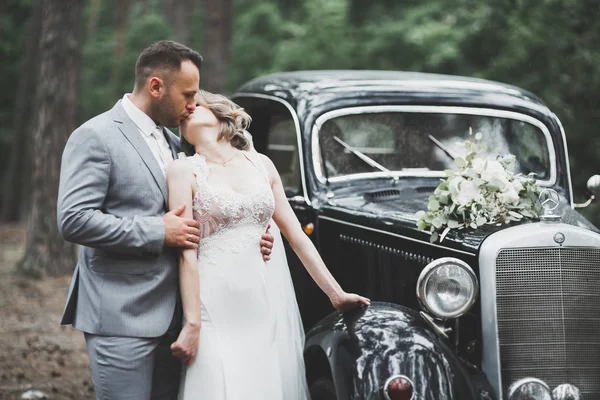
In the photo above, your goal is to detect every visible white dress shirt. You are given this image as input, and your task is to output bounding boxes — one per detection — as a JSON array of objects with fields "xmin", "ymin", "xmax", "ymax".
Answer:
[{"xmin": 121, "ymin": 94, "xmax": 173, "ymax": 175}]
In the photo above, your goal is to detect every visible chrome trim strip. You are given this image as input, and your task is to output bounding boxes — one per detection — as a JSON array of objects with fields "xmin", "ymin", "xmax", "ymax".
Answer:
[
  {"xmin": 554, "ymin": 113, "xmax": 574, "ymax": 207},
  {"xmin": 478, "ymin": 223, "xmax": 600, "ymax": 399},
  {"xmin": 232, "ymin": 92, "xmax": 311, "ymax": 206},
  {"xmin": 319, "ymin": 215, "xmax": 474, "ymax": 256},
  {"xmin": 311, "ymin": 105, "xmax": 557, "ymax": 188},
  {"xmin": 300, "ymin": 79, "xmax": 526, "ymax": 96}
]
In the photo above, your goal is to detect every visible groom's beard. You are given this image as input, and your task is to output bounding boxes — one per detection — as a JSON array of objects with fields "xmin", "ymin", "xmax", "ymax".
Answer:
[{"xmin": 151, "ymin": 95, "xmax": 180, "ymax": 128}]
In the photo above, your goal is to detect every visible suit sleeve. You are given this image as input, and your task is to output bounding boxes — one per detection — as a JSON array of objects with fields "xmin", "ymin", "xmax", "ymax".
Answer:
[{"xmin": 57, "ymin": 126, "xmax": 165, "ymax": 255}]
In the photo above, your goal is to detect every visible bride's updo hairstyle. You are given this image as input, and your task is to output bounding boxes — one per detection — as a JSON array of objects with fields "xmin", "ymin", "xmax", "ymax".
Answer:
[{"xmin": 201, "ymin": 90, "xmax": 252, "ymax": 148}]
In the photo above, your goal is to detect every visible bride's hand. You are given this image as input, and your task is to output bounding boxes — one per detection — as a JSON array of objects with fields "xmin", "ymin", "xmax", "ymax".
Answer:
[
  {"xmin": 171, "ymin": 322, "xmax": 200, "ymax": 365},
  {"xmin": 330, "ymin": 291, "xmax": 371, "ymax": 312}
]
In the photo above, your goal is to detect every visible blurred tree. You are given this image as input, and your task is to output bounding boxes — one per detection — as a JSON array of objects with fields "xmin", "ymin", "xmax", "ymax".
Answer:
[
  {"xmin": 110, "ymin": 0, "xmax": 131, "ymax": 98},
  {"xmin": 87, "ymin": 0, "xmax": 103, "ymax": 39},
  {"xmin": 18, "ymin": 0, "xmax": 83, "ymax": 277},
  {"xmin": 165, "ymin": 0, "xmax": 194, "ymax": 46},
  {"xmin": 0, "ymin": 0, "xmax": 42, "ymax": 223},
  {"xmin": 229, "ymin": 0, "xmax": 284, "ymax": 90},
  {"xmin": 201, "ymin": 0, "xmax": 233, "ymax": 93}
]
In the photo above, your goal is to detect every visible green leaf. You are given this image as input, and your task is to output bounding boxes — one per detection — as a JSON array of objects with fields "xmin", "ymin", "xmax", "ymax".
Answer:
[
  {"xmin": 508, "ymin": 211, "xmax": 523, "ymax": 219},
  {"xmin": 440, "ymin": 226, "xmax": 451, "ymax": 242},
  {"xmin": 454, "ymin": 157, "xmax": 466, "ymax": 168},
  {"xmin": 447, "ymin": 219, "xmax": 460, "ymax": 228},
  {"xmin": 428, "ymin": 198, "xmax": 440, "ymax": 211},
  {"xmin": 486, "ymin": 181, "xmax": 502, "ymax": 191}
]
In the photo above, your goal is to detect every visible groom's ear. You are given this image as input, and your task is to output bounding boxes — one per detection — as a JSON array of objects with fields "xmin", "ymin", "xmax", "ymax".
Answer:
[{"xmin": 148, "ymin": 76, "xmax": 165, "ymax": 98}]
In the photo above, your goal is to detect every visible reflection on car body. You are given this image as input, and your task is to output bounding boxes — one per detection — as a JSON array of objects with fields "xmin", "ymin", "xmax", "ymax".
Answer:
[{"xmin": 233, "ymin": 70, "xmax": 600, "ymax": 400}]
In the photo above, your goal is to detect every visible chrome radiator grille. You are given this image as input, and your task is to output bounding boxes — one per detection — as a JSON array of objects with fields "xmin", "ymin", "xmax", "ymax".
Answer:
[{"xmin": 496, "ymin": 247, "xmax": 600, "ymax": 397}]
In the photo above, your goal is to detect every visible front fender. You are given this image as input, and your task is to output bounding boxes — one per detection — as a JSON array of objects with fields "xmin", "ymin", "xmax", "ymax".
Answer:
[{"xmin": 305, "ymin": 302, "xmax": 494, "ymax": 400}]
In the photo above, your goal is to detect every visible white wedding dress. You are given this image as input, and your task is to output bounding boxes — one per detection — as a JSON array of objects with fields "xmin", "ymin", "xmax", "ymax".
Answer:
[{"xmin": 178, "ymin": 150, "xmax": 310, "ymax": 400}]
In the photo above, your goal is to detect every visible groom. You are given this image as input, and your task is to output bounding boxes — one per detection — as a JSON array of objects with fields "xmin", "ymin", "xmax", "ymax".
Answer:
[{"xmin": 57, "ymin": 40, "xmax": 274, "ymax": 399}]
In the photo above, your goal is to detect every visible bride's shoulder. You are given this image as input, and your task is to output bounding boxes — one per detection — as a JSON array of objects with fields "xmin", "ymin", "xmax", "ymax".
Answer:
[
  {"xmin": 255, "ymin": 152, "xmax": 273, "ymax": 165},
  {"xmin": 255, "ymin": 153, "xmax": 278, "ymax": 178},
  {"xmin": 166, "ymin": 158, "xmax": 195, "ymax": 181}
]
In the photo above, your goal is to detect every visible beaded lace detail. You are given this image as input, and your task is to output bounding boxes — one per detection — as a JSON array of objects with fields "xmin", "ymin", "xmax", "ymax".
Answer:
[{"xmin": 187, "ymin": 152, "xmax": 275, "ymax": 265}]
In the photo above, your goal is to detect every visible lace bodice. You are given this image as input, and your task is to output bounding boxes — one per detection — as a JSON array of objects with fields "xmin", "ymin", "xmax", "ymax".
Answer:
[{"xmin": 187, "ymin": 152, "xmax": 275, "ymax": 264}]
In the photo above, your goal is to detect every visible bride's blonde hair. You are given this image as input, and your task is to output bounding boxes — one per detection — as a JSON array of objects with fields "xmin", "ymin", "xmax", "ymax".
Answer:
[{"xmin": 197, "ymin": 90, "xmax": 251, "ymax": 150}]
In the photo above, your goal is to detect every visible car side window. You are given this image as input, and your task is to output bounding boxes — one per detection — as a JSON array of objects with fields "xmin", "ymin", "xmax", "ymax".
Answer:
[{"xmin": 234, "ymin": 97, "xmax": 301, "ymax": 197}]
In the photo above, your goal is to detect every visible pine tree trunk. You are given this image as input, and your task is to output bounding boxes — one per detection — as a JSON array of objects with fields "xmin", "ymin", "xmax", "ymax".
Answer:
[
  {"xmin": 86, "ymin": 0, "xmax": 103, "ymax": 40},
  {"xmin": 18, "ymin": 0, "xmax": 83, "ymax": 278},
  {"xmin": 165, "ymin": 0, "xmax": 194, "ymax": 46},
  {"xmin": 201, "ymin": 0, "xmax": 233, "ymax": 93},
  {"xmin": 0, "ymin": 0, "xmax": 43, "ymax": 223},
  {"xmin": 110, "ymin": 0, "xmax": 130, "ymax": 97}
]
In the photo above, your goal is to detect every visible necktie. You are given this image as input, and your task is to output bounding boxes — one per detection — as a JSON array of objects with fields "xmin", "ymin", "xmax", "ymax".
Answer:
[{"xmin": 151, "ymin": 126, "xmax": 173, "ymax": 174}]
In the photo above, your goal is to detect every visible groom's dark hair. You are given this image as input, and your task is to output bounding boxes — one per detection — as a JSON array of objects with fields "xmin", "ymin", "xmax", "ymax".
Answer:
[{"xmin": 134, "ymin": 40, "xmax": 203, "ymax": 89}]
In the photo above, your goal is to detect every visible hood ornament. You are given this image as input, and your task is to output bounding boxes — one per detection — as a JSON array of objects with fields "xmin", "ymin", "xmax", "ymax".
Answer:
[{"xmin": 539, "ymin": 188, "xmax": 561, "ymax": 223}]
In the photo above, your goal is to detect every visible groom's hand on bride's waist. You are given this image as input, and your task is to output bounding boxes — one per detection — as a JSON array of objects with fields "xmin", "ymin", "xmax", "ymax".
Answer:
[
  {"xmin": 260, "ymin": 225, "xmax": 274, "ymax": 261},
  {"xmin": 164, "ymin": 204, "xmax": 200, "ymax": 249}
]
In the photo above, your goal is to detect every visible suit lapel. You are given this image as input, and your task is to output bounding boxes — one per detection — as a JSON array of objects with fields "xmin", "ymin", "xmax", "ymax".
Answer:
[{"xmin": 110, "ymin": 101, "xmax": 169, "ymax": 208}]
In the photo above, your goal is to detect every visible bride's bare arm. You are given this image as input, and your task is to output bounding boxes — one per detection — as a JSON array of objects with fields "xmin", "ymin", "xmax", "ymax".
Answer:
[
  {"xmin": 258, "ymin": 154, "xmax": 370, "ymax": 311},
  {"xmin": 166, "ymin": 160, "xmax": 200, "ymax": 364}
]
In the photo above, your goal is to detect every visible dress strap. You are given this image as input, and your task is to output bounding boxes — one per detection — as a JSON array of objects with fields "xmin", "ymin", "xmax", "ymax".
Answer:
[
  {"xmin": 243, "ymin": 150, "xmax": 270, "ymax": 184},
  {"xmin": 186, "ymin": 153, "xmax": 210, "ymax": 182}
]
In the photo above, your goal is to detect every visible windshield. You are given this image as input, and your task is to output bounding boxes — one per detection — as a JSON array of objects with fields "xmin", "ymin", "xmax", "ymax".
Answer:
[{"xmin": 317, "ymin": 109, "xmax": 552, "ymax": 182}]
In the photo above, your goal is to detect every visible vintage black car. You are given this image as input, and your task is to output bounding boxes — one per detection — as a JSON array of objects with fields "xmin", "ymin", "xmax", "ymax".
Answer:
[{"xmin": 232, "ymin": 71, "xmax": 600, "ymax": 400}]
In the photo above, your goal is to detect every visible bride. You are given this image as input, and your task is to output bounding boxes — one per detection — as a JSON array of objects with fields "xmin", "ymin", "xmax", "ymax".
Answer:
[{"xmin": 166, "ymin": 90, "xmax": 370, "ymax": 399}]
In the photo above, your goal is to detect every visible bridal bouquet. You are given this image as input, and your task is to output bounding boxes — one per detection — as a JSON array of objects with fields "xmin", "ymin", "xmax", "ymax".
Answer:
[{"xmin": 416, "ymin": 130, "xmax": 541, "ymax": 242}]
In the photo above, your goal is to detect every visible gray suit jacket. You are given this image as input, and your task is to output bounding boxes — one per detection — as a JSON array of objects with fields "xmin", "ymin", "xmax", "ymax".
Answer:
[{"xmin": 58, "ymin": 101, "xmax": 182, "ymax": 338}]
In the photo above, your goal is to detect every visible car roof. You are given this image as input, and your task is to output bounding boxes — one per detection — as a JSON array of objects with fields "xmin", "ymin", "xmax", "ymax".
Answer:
[{"xmin": 234, "ymin": 70, "xmax": 545, "ymax": 107}]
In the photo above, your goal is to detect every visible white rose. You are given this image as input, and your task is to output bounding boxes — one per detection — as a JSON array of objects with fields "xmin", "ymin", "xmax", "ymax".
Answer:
[
  {"xmin": 455, "ymin": 180, "xmax": 481, "ymax": 205},
  {"xmin": 472, "ymin": 158, "xmax": 486, "ymax": 175},
  {"xmin": 448, "ymin": 176, "xmax": 465, "ymax": 197},
  {"xmin": 499, "ymin": 186, "xmax": 520, "ymax": 205},
  {"xmin": 482, "ymin": 160, "xmax": 507, "ymax": 181},
  {"xmin": 511, "ymin": 179, "xmax": 524, "ymax": 193}
]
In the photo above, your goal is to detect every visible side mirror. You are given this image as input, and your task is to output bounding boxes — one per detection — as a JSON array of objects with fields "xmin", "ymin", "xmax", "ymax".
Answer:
[
  {"xmin": 587, "ymin": 174, "xmax": 600, "ymax": 196},
  {"xmin": 574, "ymin": 175, "xmax": 599, "ymax": 208}
]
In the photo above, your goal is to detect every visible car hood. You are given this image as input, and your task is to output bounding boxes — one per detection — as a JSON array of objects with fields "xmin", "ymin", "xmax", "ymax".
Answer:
[{"xmin": 322, "ymin": 190, "xmax": 598, "ymax": 254}]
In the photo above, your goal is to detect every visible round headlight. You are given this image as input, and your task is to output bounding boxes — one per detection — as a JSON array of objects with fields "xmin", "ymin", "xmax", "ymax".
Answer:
[
  {"xmin": 416, "ymin": 257, "xmax": 478, "ymax": 319},
  {"xmin": 507, "ymin": 378, "xmax": 552, "ymax": 400},
  {"xmin": 552, "ymin": 384, "xmax": 581, "ymax": 400}
]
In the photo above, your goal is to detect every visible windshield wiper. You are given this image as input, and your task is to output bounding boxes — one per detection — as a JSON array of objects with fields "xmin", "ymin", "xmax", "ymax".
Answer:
[
  {"xmin": 332, "ymin": 136, "xmax": 397, "ymax": 181},
  {"xmin": 428, "ymin": 134, "xmax": 457, "ymax": 160}
]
